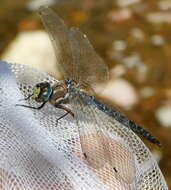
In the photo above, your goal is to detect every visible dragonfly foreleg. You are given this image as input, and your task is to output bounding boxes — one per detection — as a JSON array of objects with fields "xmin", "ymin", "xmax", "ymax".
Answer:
[
  {"xmin": 55, "ymin": 104, "xmax": 74, "ymax": 124},
  {"xmin": 16, "ymin": 102, "xmax": 46, "ymax": 110}
]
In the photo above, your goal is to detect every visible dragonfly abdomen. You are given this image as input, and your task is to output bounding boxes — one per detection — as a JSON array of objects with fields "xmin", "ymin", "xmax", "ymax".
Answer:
[
  {"xmin": 89, "ymin": 96, "xmax": 161, "ymax": 146},
  {"xmin": 127, "ymin": 120, "xmax": 161, "ymax": 146}
]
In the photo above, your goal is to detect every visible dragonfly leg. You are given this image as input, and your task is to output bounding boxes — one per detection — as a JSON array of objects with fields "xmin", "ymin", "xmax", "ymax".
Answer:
[
  {"xmin": 16, "ymin": 102, "xmax": 46, "ymax": 110},
  {"xmin": 55, "ymin": 104, "xmax": 74, "ymax": 124}
]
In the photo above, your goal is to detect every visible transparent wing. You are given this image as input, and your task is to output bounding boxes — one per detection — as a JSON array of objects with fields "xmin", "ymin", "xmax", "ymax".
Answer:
[
  {"xmin": 38, "ymin": 6, "xmax": 74, "ymax": 79},
  {"xmin": 71, "ymin": 93, "xmax": 167, "ymax": 187},
  {"xmin": 68, "ymin": 27, "xmax": 109, "ymax": 87},
  {"xmin": 71, "ymin": 94, "xmax": 136, "ymax": 185},
  {"xmin": 72, "ymin": 95, "xmax": 109, "ymax": 169},
  {"xmin": 39, "ymin": 6, "xmax": 109, "ymax": 88}
]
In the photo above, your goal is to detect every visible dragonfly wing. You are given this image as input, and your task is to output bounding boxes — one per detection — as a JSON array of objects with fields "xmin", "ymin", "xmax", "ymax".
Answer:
[
  {"xmin": 38, "ymin": 6, "xmax": 74, "ymax": 79},
  {"xmin": 71, "ymin": 93, "xmax": 135, "ymax": 184},
  {"xmin": 71, "ymin": 94, "xmax": 109, "ymax": 169},
  {"xmin": 39, "ymin": 7, "xmax": 109, "ymax": 88},
  {"xmin": 92, "ymin": 98, "xmax": 161, "ymax": 146},
  {"xmin": 68, "ymin": 27, "xmax": 109, "ymax": 87}
]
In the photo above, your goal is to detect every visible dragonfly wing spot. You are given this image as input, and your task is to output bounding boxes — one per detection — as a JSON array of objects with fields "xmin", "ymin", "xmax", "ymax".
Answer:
[
  {"xmin": 113, "ymin": 167, "xmax": 118, "ymax": 173},
  {"xmin": 83, "ymin": 153, "xmax": 87, "ymax": 159}
]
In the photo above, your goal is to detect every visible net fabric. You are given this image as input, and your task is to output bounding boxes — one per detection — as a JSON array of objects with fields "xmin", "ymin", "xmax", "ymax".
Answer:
[{"xmin": 0, "ymin": 61, "xmax": 168, "ymax": 190}]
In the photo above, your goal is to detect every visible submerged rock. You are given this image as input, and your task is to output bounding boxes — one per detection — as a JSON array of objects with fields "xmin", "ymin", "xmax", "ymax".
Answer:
[
  {"xmin": 1, "ymin": 31, "xmax": 60, "ymax": 79},
  {"xmin": 155, "ymin": 105, "xmax": 171, "ymax": 128},
  {"xmin": 96, "ymin": 78, "xmax": 139, "ymax": 109}
]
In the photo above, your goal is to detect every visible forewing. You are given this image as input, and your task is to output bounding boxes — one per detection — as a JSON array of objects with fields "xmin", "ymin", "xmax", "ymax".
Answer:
[
  {"xmin": 68, "ymin": 28, "xmax": 109, "ymax": 87},
  {"xmin": 39, "ymin": 7, "xmax": 109, "ymax": 87},
  {"xmin": 71, "ymin": 94, "xmax": 135, "ymax": 185},
  {"xmin": 38, "ymin": 6, "xmax": 74, "ymax": 79}
]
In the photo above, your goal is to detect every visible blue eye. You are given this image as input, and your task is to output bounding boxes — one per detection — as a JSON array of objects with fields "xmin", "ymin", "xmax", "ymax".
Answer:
[
  {"xmin": 42, "ymin": 87, "xmax": 53, "ymax": 99},
  {"xmin": 42, "ymin": 91, "xmax": 48, "ymax": 96}
]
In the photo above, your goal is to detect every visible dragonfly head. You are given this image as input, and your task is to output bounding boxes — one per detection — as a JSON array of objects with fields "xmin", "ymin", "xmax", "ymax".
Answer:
[{"xmin": 32, "ymin": 82, "xmax": 53, "ymax": 102}]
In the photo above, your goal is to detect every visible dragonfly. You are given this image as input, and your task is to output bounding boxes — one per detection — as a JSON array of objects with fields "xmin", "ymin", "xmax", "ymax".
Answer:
[{"xmin": 16, "ymin": 6, "xmax": 161, "ymax": 183}]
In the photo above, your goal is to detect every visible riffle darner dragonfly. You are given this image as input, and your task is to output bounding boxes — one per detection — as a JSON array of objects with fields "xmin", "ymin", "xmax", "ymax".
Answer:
[{"xmin": 16, "ymin": 6, "xmax": 161, "ymax": 181}]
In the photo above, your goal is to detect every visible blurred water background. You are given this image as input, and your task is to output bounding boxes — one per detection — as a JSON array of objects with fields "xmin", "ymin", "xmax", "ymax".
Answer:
[{"xmin": 0, "ymin": 0, "xmax": 171, "ymax": 188}]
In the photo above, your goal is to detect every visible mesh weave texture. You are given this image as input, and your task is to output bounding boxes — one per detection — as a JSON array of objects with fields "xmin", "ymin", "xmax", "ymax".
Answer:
[{"xmin": 0, "ymin": 61, "xmax": 168, "ymax": 190}]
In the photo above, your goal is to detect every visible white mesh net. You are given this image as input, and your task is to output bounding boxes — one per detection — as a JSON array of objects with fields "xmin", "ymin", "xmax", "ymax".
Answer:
[{"xmin": 0, "ymin": 61, "xmax": 168, "ymax": 190}]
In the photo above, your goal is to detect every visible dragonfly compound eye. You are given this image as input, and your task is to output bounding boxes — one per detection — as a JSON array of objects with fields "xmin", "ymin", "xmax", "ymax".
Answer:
[
  {"xmin": 41, "ymin": 87, "xmax": 53, "ymax": 101},
  {"xmin": 32, "ymin": 86, "xmax": 41, "ymax": 99}
]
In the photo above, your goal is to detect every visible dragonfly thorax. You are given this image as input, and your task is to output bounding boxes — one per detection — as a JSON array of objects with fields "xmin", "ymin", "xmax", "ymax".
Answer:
[
  {"xmin": 50, "ymin": 80, "xmax": 70, "ymax": 105},
  {"xmin": 65, "ymin": 79, "xmax": 94, "ymax": 98}
]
